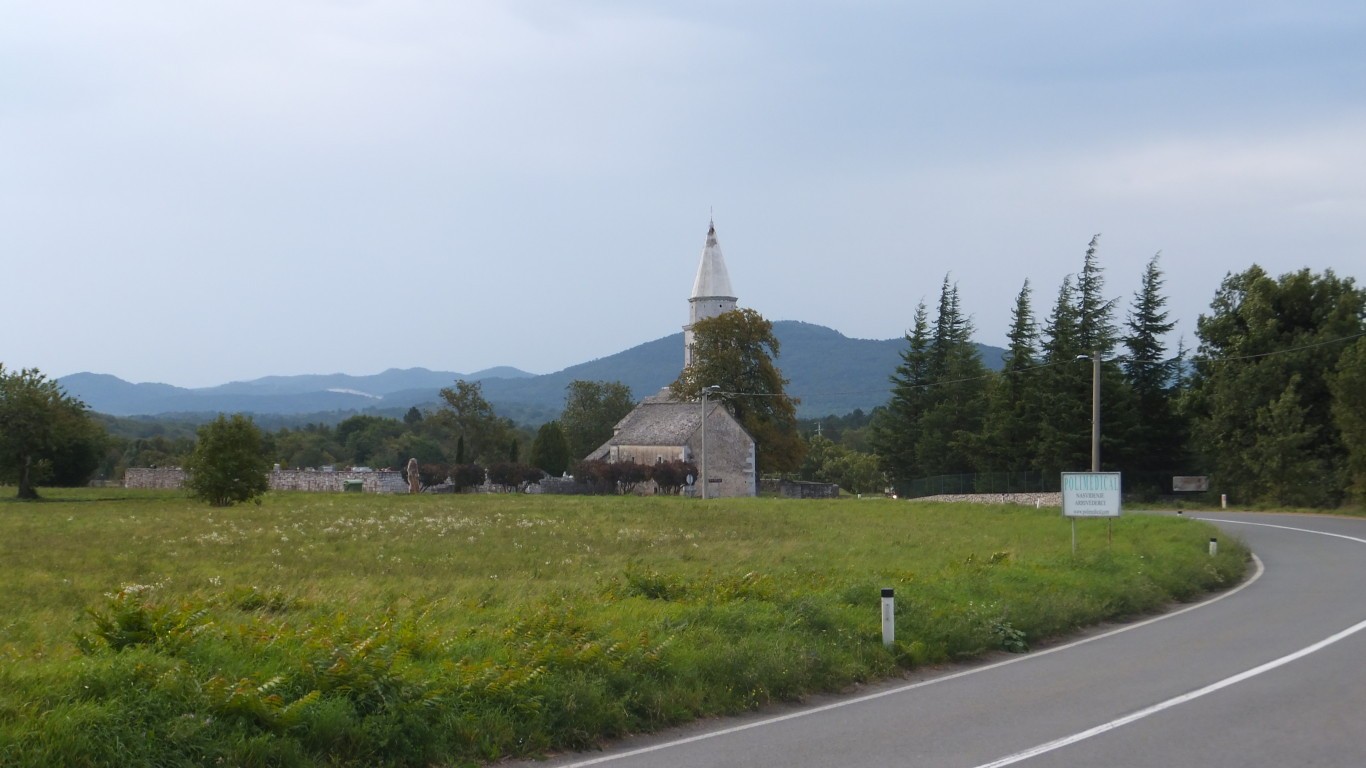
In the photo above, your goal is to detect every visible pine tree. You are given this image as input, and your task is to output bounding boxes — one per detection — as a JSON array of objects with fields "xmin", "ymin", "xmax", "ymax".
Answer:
[
  {"xmin": 1122, "ymin": 254, "xmax": 1185, "ymax": 473},
  {"xmin": 1033, "ymin": 277, "xmax": 1091, "ymax": 475},
  {"xmin": 981, "ymin": 280, "xmax": 1043, "ymax": 471},
  {"xmin": 871, "ymin": 302, "xmax": 932, "ymax": 481},
  {"xmin": 1076, "ymin": 234, "xmax": 1120, "ymax": 354},
  {"xmin": 915, "ymin": 277, "xmax": 988, "ymax": 475}
]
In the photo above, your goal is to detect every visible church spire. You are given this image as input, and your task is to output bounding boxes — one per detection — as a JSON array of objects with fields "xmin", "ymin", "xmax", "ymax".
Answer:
[
  {"xmin": 685, "ymin": 218, "xmax": 739, "ymax": 366},
  {"xmin": 691, "ymin": 219, "xmax": 736, "ymax": 301}
]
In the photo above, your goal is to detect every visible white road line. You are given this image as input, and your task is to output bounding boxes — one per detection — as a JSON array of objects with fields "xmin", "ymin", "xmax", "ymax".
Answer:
[
  {"xmin": 545, "ymin": 553, "xmax": 1266, "ymax": 767},
  {"xmin": 971, "ymin": 516, "xmax": 1366, "ymax": 768},
  {"xmin": 1196, "ymin": 516, "xmax": 1366, "ymax": 546}
]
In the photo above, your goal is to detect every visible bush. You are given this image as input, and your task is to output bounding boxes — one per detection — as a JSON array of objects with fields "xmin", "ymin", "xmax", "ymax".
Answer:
[
  {"xmin": 648, "ymin": 460, "xmax": 696, "ymax": 496},
  {"xmin": 449, "ymin": 463, "xmax": 485, "ymax": 492},
  {"xmin": 184, "ymin": 414, "xmax": 271, "ymax": 507}
]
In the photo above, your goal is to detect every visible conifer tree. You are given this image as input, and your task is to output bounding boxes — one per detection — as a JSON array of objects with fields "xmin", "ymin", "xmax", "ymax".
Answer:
[
  {"xmin": 915, "ymin": 277, "xmax": 988, "ymax": 475},
  {"xmin": 1033, "ymin": 277, "xmax": 1091, "ymax": 475},
  {"xmin": 529, "ymin": 421, "xmax": 572, "ymax": 477},
  {"xmin": 871, "ymin": 302, "xmax": 932, "ymax": 481},
  {"xmin": 981, "ymin": 280, "xmax": 1043, "ymax": 471},
  {"xmin": 1122, "ymin": 254, "xmax": 1185, "ymax": 473}
]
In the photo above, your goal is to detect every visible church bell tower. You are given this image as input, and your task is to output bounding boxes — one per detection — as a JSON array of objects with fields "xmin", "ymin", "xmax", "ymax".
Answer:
[{"xmin": 684, "ymin": 219, "xmax": 738, "ymax": 367}]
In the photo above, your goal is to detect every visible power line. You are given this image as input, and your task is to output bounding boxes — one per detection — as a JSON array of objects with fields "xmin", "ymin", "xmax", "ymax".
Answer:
[{"xmin": 708, "ymin": 328, "xmax": 1366, "ymax": 403}]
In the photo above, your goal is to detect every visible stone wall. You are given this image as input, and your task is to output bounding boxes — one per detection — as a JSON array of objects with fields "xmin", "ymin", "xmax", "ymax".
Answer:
[
  {"xmin": 124, "ymin": 467, "xmax": 188, "ymax": 489},
  {"xmin": 915, "ymin": 492, "xmax": 1062, "ymax": 507},
  {"xmin": 681, "ymin": 408, "xmax": 756, "ymax": 498},
  {"xmin": 124, "ymin": 467, "xmax": 409, "ymax": 494}
]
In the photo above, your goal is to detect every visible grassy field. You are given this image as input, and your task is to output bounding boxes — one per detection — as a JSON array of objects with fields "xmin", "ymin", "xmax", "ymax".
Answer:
[{"xmin": 0, "ymin": 488, "xmax": 1247, "ymax": 767}]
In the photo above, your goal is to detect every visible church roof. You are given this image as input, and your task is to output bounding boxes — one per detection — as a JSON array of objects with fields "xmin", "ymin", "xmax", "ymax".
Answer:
[
  {"xmin": 584, "ymin": 393, "xmax": 747, "ymax": 459},
  {"xmin": 690, "ymin": 221, "xmax": 736, "ymax": 300}
]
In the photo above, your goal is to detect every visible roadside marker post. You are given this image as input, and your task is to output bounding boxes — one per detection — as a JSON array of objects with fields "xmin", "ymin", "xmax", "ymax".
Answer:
[
  {"xmin": 881, "ymin": 588, "xmax": 895, "ymax": 648},
  {"xmin": 1209, "ymin": 538, "xmax": 1218, "ymax": 557}
]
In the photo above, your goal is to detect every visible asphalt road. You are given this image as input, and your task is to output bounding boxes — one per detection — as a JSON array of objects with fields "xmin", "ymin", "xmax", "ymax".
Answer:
[{"xmin": 510, "ymin": 512, "xmax": 1366, "ymax": 768}]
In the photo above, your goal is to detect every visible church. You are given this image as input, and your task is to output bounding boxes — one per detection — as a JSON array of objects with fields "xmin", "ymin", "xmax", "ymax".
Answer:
[{"xmin": 583, "ymin": 221, "xmax": 758, "ymax": 497}]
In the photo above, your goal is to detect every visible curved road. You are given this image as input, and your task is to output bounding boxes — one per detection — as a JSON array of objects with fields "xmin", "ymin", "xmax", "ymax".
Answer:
[{"xmin": 512, "ymin": 512, "xmax": 1366, "ymax": 767}]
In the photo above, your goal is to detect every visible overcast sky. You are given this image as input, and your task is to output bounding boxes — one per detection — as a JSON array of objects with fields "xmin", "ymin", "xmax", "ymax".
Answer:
[{"xmin": 3, "ymin": 1, "xmax": 1363, "ymax": 388}]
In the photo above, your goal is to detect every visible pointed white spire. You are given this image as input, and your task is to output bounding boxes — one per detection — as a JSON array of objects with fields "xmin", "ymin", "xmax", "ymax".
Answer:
[{"xmin": 691, "ymin": 218, "xmax": 736, "ymax": 301}]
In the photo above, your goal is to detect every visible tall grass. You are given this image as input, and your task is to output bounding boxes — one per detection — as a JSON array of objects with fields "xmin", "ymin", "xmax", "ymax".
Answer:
[{"xmin": 0, "ymin": 489, "xmax": 1246, "ymax": 766}]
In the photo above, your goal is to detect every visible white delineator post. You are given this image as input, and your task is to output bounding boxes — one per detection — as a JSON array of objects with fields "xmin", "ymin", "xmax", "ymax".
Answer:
[
  {"xmin": 1209, "ymin": 538, "xmax": 1218, "ymax": 556},
  {"xmin": 1221, "ymin": 493, "xmax": 1228, "ymax": 509},
  {"xmin": 881, "ymin": 588, "xmax": 895, "ymax": 647}
]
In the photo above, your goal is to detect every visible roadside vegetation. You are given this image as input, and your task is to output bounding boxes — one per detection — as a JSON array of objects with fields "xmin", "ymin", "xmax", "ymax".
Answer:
[{"xmin": 0, "ymin": 489, "xmax": 1246, "ymax": 767}]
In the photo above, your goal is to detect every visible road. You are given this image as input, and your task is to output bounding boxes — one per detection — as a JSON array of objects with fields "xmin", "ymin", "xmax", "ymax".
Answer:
[{"xmin": 510, "ymin": 512, "xmax": 1366, "ymax": 767}]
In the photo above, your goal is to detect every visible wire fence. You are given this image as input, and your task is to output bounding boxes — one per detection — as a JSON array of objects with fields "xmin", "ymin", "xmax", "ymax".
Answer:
[{"xmin": 896, "ymin": 470, "xmax": 1210, "ymax": 501}]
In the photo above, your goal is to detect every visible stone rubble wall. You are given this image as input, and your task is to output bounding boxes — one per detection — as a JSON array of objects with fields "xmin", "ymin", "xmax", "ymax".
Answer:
[
  {"xmin": 123, "ymin": 467, "xmax": 188, "ymax": 489},
  {"xmin": 124, "ymin": 467, "xmax": 408, "ymax": 494},
  {"xmin": 914, "ymin": 492, "xmax": 1062, "ymax": 507}
]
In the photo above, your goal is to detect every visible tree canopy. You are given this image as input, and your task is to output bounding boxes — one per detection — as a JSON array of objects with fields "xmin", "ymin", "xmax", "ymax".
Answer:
[
  {"xmin": 560, "ymin": 380, "xmax": 635, "ymax": 460},
  {"xmin": 184, "ymin": 414, "xmax": 271, "ymax": 507},
  {"xmin": 529, "ymin": 420, "xmax": 572, "ymax": 476},
  {"xmin": 672, "ymin": 308, "xmax": 805, "ymax": 474},
  {"xmin": 434, "ymin": 380, "xmax": 515, "ymax": 465},
  {"xmin": 0, "ymin": 364, "xmax": 105, "ymax": 499},
  {"xmin": 1186, "ymin": 266, "xmax": 1365, "ymax": 506}
]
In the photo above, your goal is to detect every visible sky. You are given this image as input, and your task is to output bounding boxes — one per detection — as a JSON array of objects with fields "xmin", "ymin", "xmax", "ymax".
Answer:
[{"xmin": 3, "ymin": 1, "xmax": 1364, "ymax": 388}]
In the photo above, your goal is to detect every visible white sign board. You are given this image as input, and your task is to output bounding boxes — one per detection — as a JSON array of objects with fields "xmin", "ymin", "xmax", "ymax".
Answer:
[{"xmin": 1061, "ymin": 472, "xmax": 1122, "ymax": 518}]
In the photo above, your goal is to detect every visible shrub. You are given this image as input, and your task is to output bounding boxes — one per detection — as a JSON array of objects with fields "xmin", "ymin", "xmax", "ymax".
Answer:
[{"xmin": 184, "ymin": 414, "xmax": 271, "ymax": 507}]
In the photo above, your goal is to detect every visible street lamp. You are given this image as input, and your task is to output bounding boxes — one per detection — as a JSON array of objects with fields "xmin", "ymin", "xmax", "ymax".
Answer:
[{"xmin": 700, "ymin": 385, "xmax": 720, "ymax": 499}]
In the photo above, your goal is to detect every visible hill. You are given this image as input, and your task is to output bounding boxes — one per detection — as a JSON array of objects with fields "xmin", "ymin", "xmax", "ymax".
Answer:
[{"xmin": 59, "ymin": 324, "xmax": 1005, "ymax": 422}]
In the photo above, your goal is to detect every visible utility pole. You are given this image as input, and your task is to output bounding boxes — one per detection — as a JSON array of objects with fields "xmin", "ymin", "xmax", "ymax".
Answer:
[{"xmin": 1091, "ymin": 349, "xmax": 1101, "ymax": 472}]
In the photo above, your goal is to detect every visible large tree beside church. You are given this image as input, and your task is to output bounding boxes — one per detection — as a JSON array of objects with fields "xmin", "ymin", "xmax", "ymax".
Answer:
[{"xmin": 671, "ymin": 308, "xmax": 805, "ymax": 474}]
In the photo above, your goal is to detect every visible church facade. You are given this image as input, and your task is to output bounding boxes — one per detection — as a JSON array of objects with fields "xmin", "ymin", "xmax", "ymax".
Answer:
[{"xmin": 584, "ymin": 220, "xmax": 758, "ymax": 497}]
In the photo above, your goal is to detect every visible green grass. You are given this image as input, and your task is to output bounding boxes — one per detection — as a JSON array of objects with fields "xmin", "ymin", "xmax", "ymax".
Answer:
[{"xmin": 0, "ymin": 488, "xmax": 1247, "ymax": 767}]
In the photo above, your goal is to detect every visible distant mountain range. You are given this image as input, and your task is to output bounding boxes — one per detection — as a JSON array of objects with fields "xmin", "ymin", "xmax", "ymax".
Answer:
[{"xmin": 59, "ymin": 322, "xmax": 1006, "ymax": 423}]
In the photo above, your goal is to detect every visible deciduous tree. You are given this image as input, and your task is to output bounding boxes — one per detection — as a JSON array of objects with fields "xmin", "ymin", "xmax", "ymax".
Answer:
[
  {"xmin": 184, "ymin": 414, "xmax": 271, "ymax": 507},
  {"xmin": 0, "ymin": 364, "xmax": 105, "ymax": 499},
  {"xmin": 560, "ymin": 380, "xmax": 635, "ymax": 460},
  {"xmin": 436, "ymin": 380, "xmax": 514, "ymax": 465},
  {"xmin": 671, "ymin": 308, "xmax": 805, "ymax": 474},
  {"xmin": 1187, "ymin": 266, "xmax": 1365, "ymax": 506},
  {"xmin": 1331, "ymin": 337, "xmax": 1366, "ymax": 503}
]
